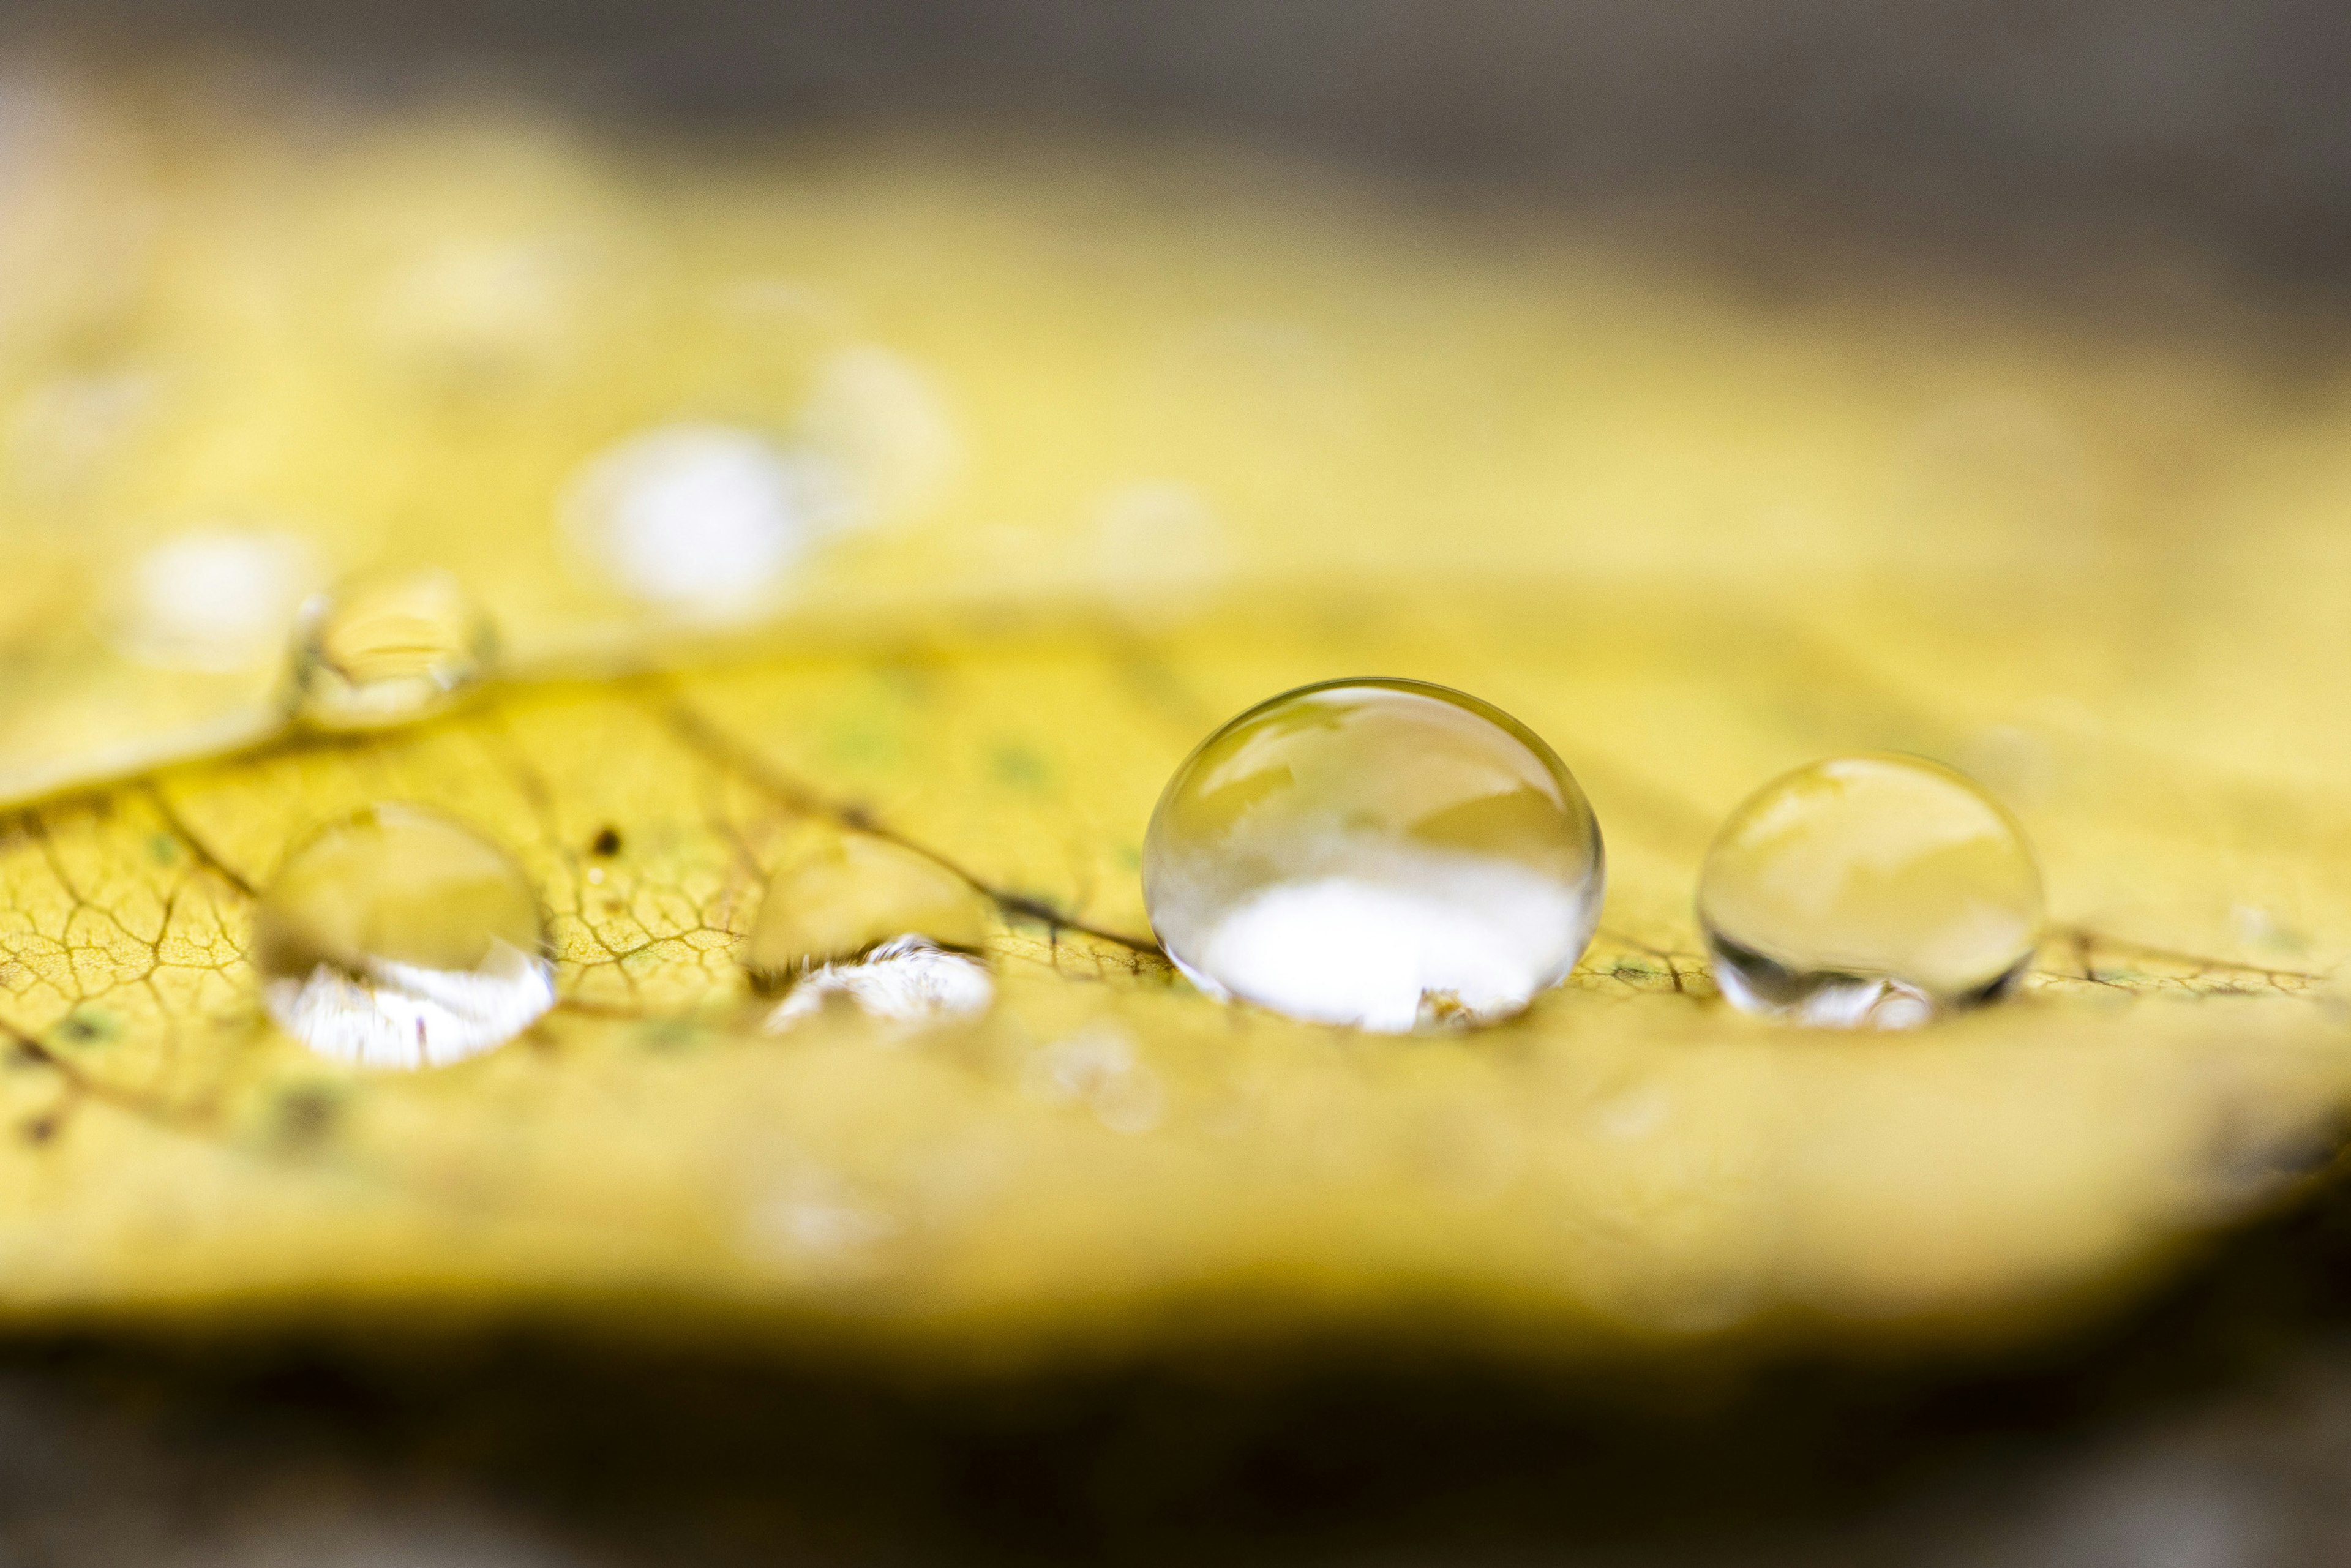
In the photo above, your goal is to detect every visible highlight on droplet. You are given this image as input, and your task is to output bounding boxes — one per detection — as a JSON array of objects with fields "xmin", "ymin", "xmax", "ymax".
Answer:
[{"xmin": 762, "ymin": 934, "xmax": 994, "ymax": 1033}]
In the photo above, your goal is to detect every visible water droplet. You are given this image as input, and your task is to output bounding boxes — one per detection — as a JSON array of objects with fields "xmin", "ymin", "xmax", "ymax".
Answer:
[
  {"xmin": 108, "ymin": 528, "xmax": 318, "ymax": 673},
  {"xmin": 11, "ymin": 370, "xmax": 159, "ymax": 500},
  {"xmin": 561, "ymin": 422, "xmax": 850, "ymax": 625},
  {"xmin": 286, "ymin": 568, "xmax": 497, "ymax": 732},
  {"xmin": 745, "ymin": 832, "xmax": 990, "ymax": 978},
  {"xmin": 798, "ymin": 345, "xmax": 962, "ymax": 519},
  {"xmin": 1698, "ymin": 754, "xmax": 2044, "ymax": 1028},
  {"xmin": 763, "ymin": 936, "xmax": 994, "ymax": 1033},
  {"xmin": 255, "ymin": 805, "xmax": 554, "ymax": 1068},
  {"xmin": 1090, "ymin": 479, "xmax": 1228, "ymax": 615},
  {"xmin": 373, "ymin": 236, "xmax": 585, "ymax": 380},
  {"xmin": 1143, "ymin": 678, "xmax": 1605, "ymax": 1032},
  {"xmin": 748, "ymin": 1168, "xmax": 904, "ymax": 1277},
  {"xmin": 1022, "ymin": 1024, "xmax": 1164, "ymax": 1134}
]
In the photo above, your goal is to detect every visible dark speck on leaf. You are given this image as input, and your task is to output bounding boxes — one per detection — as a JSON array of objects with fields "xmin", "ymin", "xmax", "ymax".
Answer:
[
  {"xmin": 56, "ymin": 1010, "xmax": 116, "ymax": 1046},
  {"xmin": 277, "ymin": 1087, "xmax": 339, "ymax": 1147},
  {"xmin": 639, "ymin": 1017, "xmax": 701, "ymax": 1052},
  {"xmin": 591, "ymin": 826, "xmax": 623, "ymax": 857}
]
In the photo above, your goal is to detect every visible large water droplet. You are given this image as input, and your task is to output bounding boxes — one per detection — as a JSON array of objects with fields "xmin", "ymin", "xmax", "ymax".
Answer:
[
  {"xmin": 1143, "ymin": 678, "xmax": 1605, "ymax": 1032},
  {"xmin": 748, "ymin": 831, "xmax": 994, "ymax": 1031},
  {"xmin": 255, "ymin": 805, "xmax": 555, "ymax": 1068},
  {"xmin": 286, "ymin": 568, "xmax": 497, "ymax": 731},
  {"xmin": 1698, "ymin": 753, "xmax": 2045, "ymax": 1028}
]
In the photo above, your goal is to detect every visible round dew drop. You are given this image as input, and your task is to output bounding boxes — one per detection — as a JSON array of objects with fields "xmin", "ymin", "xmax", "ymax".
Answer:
[
  {"xmin": 1697, "ymin": 753, "xmax": 2045, "ymax": 1029},
  {"xmin": 748, "ymin": 831, "xmax": 996, "ymax": 1032},
  {"xmin": 286, "ymin": 568, "xmax": 497, "ymax": 732},
  {"xmin": 745, "ymin": 831, "xmax": 989, "ymax": 978},
  {"xmin": 255, "ymin": 805, "xmax": 555, "ymax": 1068},
  {"xmin": 1143, "ymin": 678, "xmax": 1605, "ymax": 1032}
]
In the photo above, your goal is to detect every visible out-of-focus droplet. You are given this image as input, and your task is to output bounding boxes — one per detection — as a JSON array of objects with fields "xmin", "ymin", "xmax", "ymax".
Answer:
[
  {"xmin": 1143, "ymin": 678, "xmax": 1605, "ymax": 1032},
  {"xmin": 1022, "ymin": 1024, "xmax": 1164, "ymax": 1134},
  {"xmin": 797, "ymin": 345, "xmax": 962, "ymax": 520},
  {"xmin": 373, "ymin": 237, "xmax": 583, "ymax": 380},
  {"xmin": 9, "ymin": 370, "xmax": 158, "ymax": 501},
  {"xmin": 286, "ymin": 567, "xmax": 496, "ymax": 731},
  {"xmin": 255, "ymin": 805, "xmax": 555, "ymax": 1068},
  {"xmin": 763, "ymin": 936, "xmax": 994, "ymax": 1033},
  {"xmin": 1091, "ymin": 479, "xmax": 1228, "ymax": 614},
  {"xmin": 561, "ymin": 422, "xmax": 849, "ymax": 625},
  {"xmin": 746, "ymin": 831, "xmax": 990, "ymax": 979},
  {"xmin": 1698, "ymin": 753, "xmax": 2044, "ymax": 1029},
  {"xmin": 109, "ymin": 528, "xmax": 318, "ymax": 673}
]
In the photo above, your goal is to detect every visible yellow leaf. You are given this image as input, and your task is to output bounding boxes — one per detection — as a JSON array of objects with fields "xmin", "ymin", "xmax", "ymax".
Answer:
[{"xmin": 0, "ymin": 80, "xmax": 2345, "ymax": 1362}]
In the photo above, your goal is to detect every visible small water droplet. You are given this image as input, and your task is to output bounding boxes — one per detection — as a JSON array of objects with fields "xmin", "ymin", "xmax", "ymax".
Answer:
[
  {"xmin": 1090, "ymin": 479, "xmax": 1228, "ymax": 615},
  {"xmin": 562, "ymin": 422, "xmax": 850, "ymax": 625},
  {"xmin": 798, "ymin": 345, "xmax": 962, "ymax": 519},
  {"xmin": 109, "ymin": 528, "xmax": 318, "ymax": 673},
  {"xmin": 1698, "ymin": 754, "xmax": 2044, "ymax": 1028},
  {"xmin": 255, "ymin": 805, "xmax": 554, "ymax": 1068},
  {"xmin": 763, "ymin": 936, "xmax": 994, "ymax": 1033},
  {"xmin": 373, "ymin": 236, "xmax": 584, "ymax": 380},
  {"xmin": 1143, "ymin": 678, "xmax": 1605, "ymax": 1032},
  {"xmin": 286, "ymin": 568, "xmax": 497, "ymax": 732},
  {"xmin": 2231, "ymin": 902, "xmax": 2306, "ymax": 956},
  {"xmin": 1022, "ymin": 1024, "xmax": 1164, "ymax": 1134},
  {"xmin": 748, "ymin": 1168, "xmax": 904, "ymax": 1275},
  {"xmin": 745, "ymin": 832, "xmax": 989, "ymax": 979}
]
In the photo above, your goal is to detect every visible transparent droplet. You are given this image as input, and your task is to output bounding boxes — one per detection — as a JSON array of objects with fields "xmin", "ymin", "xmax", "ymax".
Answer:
[
  {"xmin": 287, "ymin": 568, "xmax": 497, "ymax": 732},
  {"xmin": 1698, "ymin": 753, "xmax": 2045, "ymax": 1029},
  {"xmin": 255, "ymin": 805, "xmax": 555, "ymax": 1068},
  {"xmin": 744, "ymin": 831, "xmax": 991, "ymax": 979},
  {"xmin": 1143, "ymin": 678, "xmax": 1605, "ymax": 1032},
  {"xmin": 561, "ymin": 422, "xmax": 851, "ymax": 625},
  {"xmin": 763, "ymin": 937, "xmax": 994, "ymax": 1033}
]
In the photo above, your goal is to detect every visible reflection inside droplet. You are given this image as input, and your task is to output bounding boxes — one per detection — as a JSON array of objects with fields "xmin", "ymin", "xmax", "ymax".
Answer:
[
  {"xmin": 744, "ymin": 831, "xmax": 990, "ymax": 980},
  {"xmin": 1143, "ymin": 678, "xmax": 1605, "ymax": 1032},
  {"xmin": 287, "ymin": 567, "xmax": 497, "ymax": 731},
  {"xmin": 763, "ymin": 936, "xmax": 994, "ymax": 1032},
  {"xmin": 255, "ymin": 804, "xmax": 555, "ymax": 1068},
  {"xmin": 1698, "ymin": 753, "xmax": 2045, "ymax": 1029},
  {"xmin": 562, "ymin": 422, "xmax": 850, "ymax": 625}
]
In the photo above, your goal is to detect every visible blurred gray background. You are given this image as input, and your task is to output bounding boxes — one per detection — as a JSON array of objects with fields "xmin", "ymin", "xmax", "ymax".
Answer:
[{"xmin": 9, "ymin": 0, "xmax": 2351, "ymax": 292}]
